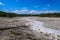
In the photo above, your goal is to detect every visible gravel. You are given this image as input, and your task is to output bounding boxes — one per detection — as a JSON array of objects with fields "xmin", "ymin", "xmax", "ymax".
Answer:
[{"xmin": 0, "ymin": 17, "xmax": 60, "ymax": 40}]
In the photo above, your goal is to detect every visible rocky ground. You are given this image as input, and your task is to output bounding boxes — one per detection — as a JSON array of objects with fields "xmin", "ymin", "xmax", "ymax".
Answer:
[
  {"xmin": 21, "ymin": 17, "xmax": 60, "ymax": 30},
  {"xmin": 0, "ymin": 17, "xmax": 39, "ymax": 40},
  {"xmin": 0, "ymin": 17, "xmax": 60, "ymax": 40}
]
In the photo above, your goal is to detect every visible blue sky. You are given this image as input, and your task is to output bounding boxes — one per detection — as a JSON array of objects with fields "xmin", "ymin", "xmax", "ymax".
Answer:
[{"xmin": 0, "ymin": 0, "xmax": 60, "ymax": 14}]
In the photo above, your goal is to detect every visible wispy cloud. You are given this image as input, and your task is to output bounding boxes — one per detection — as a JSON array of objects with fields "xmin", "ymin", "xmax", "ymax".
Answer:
[
  {"xmin": 29, "ymin": 10, "xmax": 39, "ymax": 14},
  {"xmin": 12, "ymin": 8, "xmax": 60, "ymax": 14},
  {"xmin": 12, "ymin": 9, "xmax": 28, "ymax": 14},
  {"xmin": 47, "ymin": 4, "xmax": 51, "ymax": 7},
  {"xmin": 12, "ymin": 9, "xmax": 40, "ymax": 14},
  {"xmin": 42, "ymin": 4, "xmax": 51, "ymax": 11},
  {"xmin": 16, "ymin": 0, "xmax": 18, "ymax": 2},
  {"xmin": 34, "ymin": 6, "xmax": 39, "ymax": 8},
  {"xmin": 0, "ymin": 2, "xmax": 5, "ymax": 5},
  {"xmin": 39, "ymin": 10, "xmax": 60, "ymax": 13},
  {"xmin": 12, "ymin": 10, "xmax": 60, "ymax": 14}
]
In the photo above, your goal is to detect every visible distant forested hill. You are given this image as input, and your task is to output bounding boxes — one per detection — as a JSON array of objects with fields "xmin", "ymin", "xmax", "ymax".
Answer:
[
  {"xmin": 39, "ymin": 13, "xmax": 60, "ymax": 17},
  {"xmin": 0, "ymin": 11, "xmax": 60, "ymax": 17},
  {"xmin": 0, "ymin": 11, "xmax": 17, "ymax": 17}
]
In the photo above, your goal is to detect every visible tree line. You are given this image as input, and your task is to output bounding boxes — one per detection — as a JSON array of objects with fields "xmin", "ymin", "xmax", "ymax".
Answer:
[
  {"xmin": 39, "ymin": 13, "xmax": 60, "ymax": 17},
  {"xmin": 0, "ymin": 11, "xmax": 60, "ymax": 17}
]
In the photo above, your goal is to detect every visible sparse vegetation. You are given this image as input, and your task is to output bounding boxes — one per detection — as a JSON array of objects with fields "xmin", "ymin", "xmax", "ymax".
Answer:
[
  {"xmin": 0, "ymin": 11, "xmax": 60, "ymax": 17},
  {"xmin": 0, "ymin": 11, "xmax": 17, "ymax": 18}
]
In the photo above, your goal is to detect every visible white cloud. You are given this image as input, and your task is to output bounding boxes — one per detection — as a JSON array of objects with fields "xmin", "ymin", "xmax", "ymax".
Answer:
[
  {"xmin": 21, "ymin": 9, "xmax": 28, "ymax": 12},
  {"xmin": 39, "ymin": 10, "xmax": 60, "ymax": 13},
  {"xmin": 12, "ymin": 9, "xmax": 28, "ymax": 14},
  {"xmin": 0, "ymin": 2, "xmax": 5, "ymax": 5},
  {"xmin": 12, "ymin": 10, "xmax": 20, "ymax": 13},
  {"xmin": 12, "ymin": 10, "xmax": 39, "ymax": 14},
  {"xmin": 29, "ymin": 10, "xmax": 39, "ymax": 14},
  {"xmin": 12, "ymin": 7, "xmax": 29, "ymax": 14},
  {"xmin": 12, "ymin": 9, "xmax": 60, "ymax": 14},
  {"xmin": 20, "ymin": 9, "xmax": 28, "ymax": 14}
]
